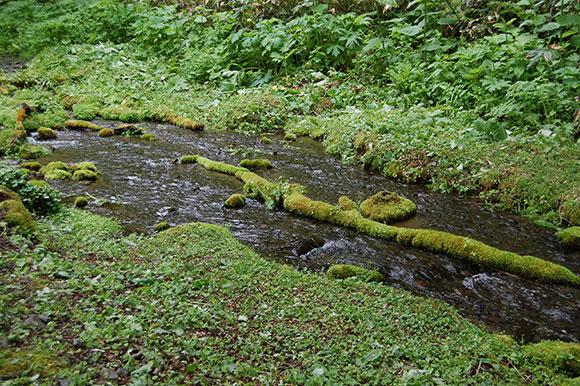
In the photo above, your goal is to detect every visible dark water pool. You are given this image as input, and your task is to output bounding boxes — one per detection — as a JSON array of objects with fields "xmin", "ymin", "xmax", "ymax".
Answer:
[{"xmin": 34, "ymin": 121, "xmax": 580, "ymax": 342}]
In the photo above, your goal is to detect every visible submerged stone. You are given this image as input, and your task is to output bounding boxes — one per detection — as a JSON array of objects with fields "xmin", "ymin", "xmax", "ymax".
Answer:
[
  {"xmin": 556, "ymin": 227, "xmax": 580, "ymax": 250},
  {"xmin": 326, "ymin": 264, "xmax": 383, "ymax": 282},
  {"xmin": 225, "ymin": 194, "xmax": 246, "ymax": 208},
  {"xmin": 37, "ymin": 127, "xmax": 56, "ymax": 140},
  {"xmin": 360, "ymin": 191, "xmax": 417, "ymax": 223},
  {"xmin": 239, "ymin": 158, "xmax": 273, "ymax": 169}
]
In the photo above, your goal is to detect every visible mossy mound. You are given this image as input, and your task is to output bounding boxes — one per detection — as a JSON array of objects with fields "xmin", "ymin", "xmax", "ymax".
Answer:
[
  {"xmin": 556, "ymin": 227, "xmax": 580, "ymax": 250},
  {"xmin": 338, "ymin": 195, "xmax": 358, "ymax": 211},
  {"xmin": 99, "ymin": 106, "xmax": 143, "ymax": 122},
  {"xmin": 37, "ymin": 127, "xmax": 56, "ymax": 140},
  {"xmin": 239, "ymin": 158, "xmax": 273, "ymax": 170},
  {"xmin": 114, "ymin": 124, "xmax": 145, "ymax": 136},
  {"xmin": 98, "ymin": 128, "xmax": 114, "ymax": 137},
  {"xmin": 360, "ymin": 191, "xmax": 417, "ymax": 223},
  {"xmin": 180, "ymin": 155, "xmax": 198, "ymax": 164},
  {"xmin": 72, "ymin": 170, "xmax": 98, "ymax": 182},
  {"xmin": 20, "ymin": 161, "xmax": 42, "ymax": 172},
  {"xmin": 153, "ymin": 222, "xmax": 171, "ymax": 232},
  {"xmin": 141, "ymin": 133, "xmax": 157, "ymax": 141},
  {"xmin": 41, "ymin": 161, "xmax": 69, "ymax": 173},
  {"xmin": 65, "ymin": 120, "xmax": 105, "ymax": 131},
  {"xmin": 561, "ymin": 199, "xmax": 580, "ymax": 226},
  {"xmin": 20, "ymin": 144, "xmax": 48, "ymax": 159},
  {"xmin": 225, "ymin": 194, "xmax": 246, "ymax": 208},
  {"xmin": 0, "ymin": 187, "xmax": 36, "ymax": 234},
  {"xmin": 260, "ymin": 136, "xmax": 272, "ymax": 144},
  {"xmin": 74, "ymin": 196, "xmax": 89, "ymax": 208},
  {"xmin": 72, "ymin": 103, "xmax": 100, "ymax": 121},
  {"xmin": 524, "ymin": 341, "xmax": 580, "ymax": 376},
  {"xmin": 71, "ymin": 162, "xmax": 97, "ymax": 173},
  {"xmin": 284, "ymin": 133, "xmax": 297, "ymax": 141},
  {"xmin": 167, "ymin": 114, "xmax": 204, "ymax": 131},
  {"xmin": 44, "ymin": 169, "xmax": 72, "ymax": 180},
  {"xmin": 326, "ymin": 264, "xmax": 384, "ymax": 282},
  {"xmin": 28, "ymin": 180, "xmax": 50, "ymax": 189},
  {"xmin": 0, "ymin": 128, "xmax": 26, "ymax": 153}
]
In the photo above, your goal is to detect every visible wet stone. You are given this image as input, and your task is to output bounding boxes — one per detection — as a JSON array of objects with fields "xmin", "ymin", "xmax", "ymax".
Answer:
[
  {"xmin": 100, "ymin": 368, "xmax": 119, "ymax": 380},
  {"xmin": 116, "ymin": 368, "xmax": 130, "ymax": 377}
]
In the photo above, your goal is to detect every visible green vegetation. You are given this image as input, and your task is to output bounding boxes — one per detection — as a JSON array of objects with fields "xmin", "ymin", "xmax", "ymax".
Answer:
[
  {"xmin": 224, "ymin": 193, "xmax": 246, "ymax": 208},
  {"xmin": 65, "ymin": 120, "xmax": 104, "ymax": 131},
  {"xmin": 153, "ymin": 221, "xmax": 171, "ymax": 232},
  {"xmin": 72, "ymin": 103, "xmax": 99, "ymax": 121},
  {"xmin": 0, "ymin": 165, "xmax": 61, "ymax": 215},
  {"xmin": 556, "ymin": 227, "xmax": 580, "ymax": 249},
  {"xmin": 74, "ymin": 196, "xmax": 88, "ymax": 208},
  {"xmin": 338, "ymin": 195, "xmax": 357, "ymax": 211},
  {"xmin": 0, "ymin": 186, "xmax": 36, "ymax": 233},
  {"xmin": 0, "ymin": 208, "xmax": 575, "ymax": 384},
  {"xmin": 326, "ymin": 264, "xmax": 384, "ymax": 282},
  {"xmin": 359, "ymin": 191, "xmax": 417, "ymax": 223},
  {"xmin": 524, "ymin": 341, "xmax": 580, "ymax": 376},
  {"xmin": 239, "ymin": 158, "xmax": 273, "ymax": 169}
]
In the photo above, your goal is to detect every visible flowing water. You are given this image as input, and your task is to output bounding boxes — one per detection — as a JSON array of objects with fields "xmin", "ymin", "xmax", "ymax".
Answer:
[{"xmin": 33, "ymin": 120, "xmax": 580, "ymax": 343}]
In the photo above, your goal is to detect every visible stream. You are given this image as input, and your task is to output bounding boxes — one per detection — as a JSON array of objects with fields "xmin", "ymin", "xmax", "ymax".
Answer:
[{"xmin": 33, "ymin": 120, "xmax": 580, "ymax": 343}]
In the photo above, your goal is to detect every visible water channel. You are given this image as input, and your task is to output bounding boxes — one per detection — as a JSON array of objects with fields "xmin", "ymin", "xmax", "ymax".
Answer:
[{"xmin": 33, "ymin": 120, "xmax": 580, "ymax": 343}]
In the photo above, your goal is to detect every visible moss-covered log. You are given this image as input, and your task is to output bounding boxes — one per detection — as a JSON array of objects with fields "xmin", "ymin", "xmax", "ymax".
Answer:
[{"xmin": 188, "ymin": 155, "xmax": 580, "ymax": 286}]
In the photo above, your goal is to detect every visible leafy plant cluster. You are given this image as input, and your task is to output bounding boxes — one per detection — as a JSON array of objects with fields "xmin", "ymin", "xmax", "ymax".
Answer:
[{"xmin": 0, "ymin": 165, "xmax": 61, "ymax": 215}]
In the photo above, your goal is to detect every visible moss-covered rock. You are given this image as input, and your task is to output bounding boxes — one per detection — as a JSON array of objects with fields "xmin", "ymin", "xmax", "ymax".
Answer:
[
  {"xmin": 20, "ymin": 161, "xmax": 42, "ymax": 172},
  {"xmin": 44, "ymin": 169, "xmax": 72, "ymax": 180},
  {"xmin": 98, "ymin": 128, "xmax": 114, "ymax": 137},
  {"xmin": 326, "ymin": 264, "xmax": 383, "ymax": 282},
  {"xmin": 27, "ymin": 180, "xmax": 50, "ymax": 189},
  {"xmin": 556, "ymin": 227, "xmax": 580, "ymax": 250},
  {"xmin": 561, "ymin": 199, "xmax": 580, "ymax": 226},
  {"xmin": 338, "ymin": 195, "xmax": 358, "ymax": 211},
  {"xmin": 166, "ymin": 114, "xmax": 204, "ymax": 131},
  {"xmin": 41, "ymin": 161, "xmax": 69, "ymax": 173},
  {"xmin": 524, "ymin": 341, "xmax": 580, "ymax": 376},
  {"xmin": 114, "ymin": 124, "xmax": 145, "ymax": 136},
  {"xmin": 72, "ymin": 170, "xmax": 98, "ymax": 182},
  {"xmin": 0, "ymin": 189, "xmax": 36, "ymax": 234},
  {"xmin": 71, "ymin": 162, "xmax": 97, "ymax": 173},
  {"xmin": 260, "ymin": 136, "xmax": 272, "ymax": 144},
  {"xmin": 141, "ymin": 133, "xmax": 157, "ymax": 141},
  {"xmin": 74, "ymin": 196, "xmax": 89, "ymax": 208},
  {"xmin": 37, "ymin": 127, "xmax": 56, "ymax": 140},
  {"xmin": 360, "ymin": 191, "xmax": 417, "ymax": 223},
  {"xmin": 225, "ymin": 194, "xmax": 246, "ymax": 208},
  {"xmin": 239, "ymin": 158, "xmax": 273, "ymax": 170},
  {"xmin": 284, "ymin": 133, "xmax": 297, "ymax": 141},
  {"xmin": 180, "ymin": 155, "xmax": 198, "ymax": 164},
  {"xmin": 72, "ymin": 103, "xmax": 100, "ymax": 121},
  {"xmin": 65, "ymin": 120, "xmax": 105, "ymax": 131},
  {"xmin": 99, "ymin": 106, "xmax": 143, "ymax": 121},
  {"xmin": 153, "ymin": 222, "xmax": 171, "ymax": 232}
]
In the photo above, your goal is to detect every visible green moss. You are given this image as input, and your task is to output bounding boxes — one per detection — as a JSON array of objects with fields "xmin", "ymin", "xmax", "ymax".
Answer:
[
  {"xmin": 239, "ymin": 158, "xmax": 273, "ymax": 169},
  {"xmin": 74, "ymin": 196, "xmax": 89, "ymax": 208},
  {"xmin": 196, "ymin": 155, "xmax": 249, "ymax": 176},
  {"xmin": 41, "ymin": 161, "xmax": 69, "ymax": 173},
  {"xmin": 98, "ymin": 128, "xmax": 114, "ymax": 137},
  {"xmin": 153, "ymin": 221, "xmax": 171, "ymax": 232},
  {"xmin": 0, "ymin": 128, "xmax": 26, "ymax": 153},
  {"xmin": 99, "ymin": 106, "xmax": 142, "ymax": 121},
  {"xmin": 180, "ymin": 155, "xmax": 198, "ymax": 164},
  {"xmin": 167, "ymin": 114, "xmax": 204, "ymax": 130},
  {"xmin": 561, "ymin": 199, "xmax": 580, "ymax": 226},
  {"xmin": 556, "ymin": 227, "xmax": 580, "ymax": 250},
  {"xmin": 37, "ymin": 127, "xmax": 56, "ymax": 140},
  {"xmin": 360, "ymin": 191, "xmax": 417, "ymax": 223},
  {"xmin": 0, "ymin": 348, "xmax": 64, "ymax": 379},
  {"xmin": 327, "ymin": 264, "xmax": 383, "ymax": 282},
  {"xmin": 338, "ymin": 195, "xmax": 358, "ymax": 211},
  {"xmin": 20, "ymin": 161, "xmax": 42, "ymax": 172},
  {"xmin": 225, "ymin": 194, "xmax": 246, "ymax": 208},
  {"xmin": 44, "ymin": 169, "xmax": 72, "ymax": 180},
  {"xmin": 0, "ymin": 198, "xmax": 36, "ymax": 233},
  {"xmin": 28, "ymin": 180, "xmax": 50, "ymax": 189},
  {"xmin": 118, "ymin": 109, "xmax": 144, "ymax": 123},
  {"xmin": 20, "ymin": 144, "xmax": 48, "ymax": 159},
  {"xmin": 115, "ymin": 124, "xmax": 145, "ymax": 136},
  {"xmin": 65, "ymin": 120, "xmax": 105, "ymax": 131},
  {"xmin": 23, "ymin": 110, "xmax": 69, "ymax": 131},
  {"xmin": 141, "ymin": 133, "xmax": 157, "ymax": 141},
  {"xmin": 284, "ymin": 133, "xmax": 297, "ymax": 141},
  {"xmin": 71, "ymin": 162, "xmax": 97, "ymax": 173},
  {"xmin": 72, "ymin": 103, "xmax": 100, "ymax": 120},
  {"xmin": 260, "ymin": 136, "xmax": 272, "ymax": 144},
  {"xmin": 72, "ymin": 170, "xmax": 98, "ymax": 182},
  {"xmin": 524, "ymin": 341, "xmax": 580, "ymax": 376},
  {"xmin": 0, "ymin": 184, "xmax": 20, "ymax": 202}
]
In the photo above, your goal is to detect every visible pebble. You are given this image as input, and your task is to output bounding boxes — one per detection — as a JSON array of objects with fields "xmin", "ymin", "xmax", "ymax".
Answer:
[
  {"xmin": 100, "ymin": 368, "xmax": 119, "ymax": 380},
  {"xmin": 24, "ymin": 314, "xmax": 47, "ymax": 329}
]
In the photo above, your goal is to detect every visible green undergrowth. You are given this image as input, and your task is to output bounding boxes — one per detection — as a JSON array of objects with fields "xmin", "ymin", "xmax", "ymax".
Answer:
[{"xmin": 0, "ymin": 208, "xmax": 574, "ymax": 384}]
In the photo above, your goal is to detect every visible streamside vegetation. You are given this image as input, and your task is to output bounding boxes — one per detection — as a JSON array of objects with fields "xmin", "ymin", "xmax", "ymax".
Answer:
[{"xmin": 1, "ymin": 0, "xmax": 580, "ymax": 384}]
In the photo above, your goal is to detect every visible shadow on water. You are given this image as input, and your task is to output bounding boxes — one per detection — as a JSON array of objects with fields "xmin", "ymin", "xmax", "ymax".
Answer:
[{"xmin": 35, "ymin": 120, "xmax": 580, "ymax": 343}]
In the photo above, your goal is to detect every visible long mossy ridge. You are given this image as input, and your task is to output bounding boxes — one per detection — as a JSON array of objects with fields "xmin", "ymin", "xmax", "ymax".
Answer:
[
  {"xmin": 359, "ymin": 191, "xmax": 417, "ymax": 223},
  {"xmin": 239, "ymin": 158, "xmax": 273, "ymax": 169},
  {"xmin": 187, "ymin": 155, "xmax": 580, "ymax": 286},
  {"xmin": 326, "ymin": 264, "xmax": 383, "ymax": 282},
  {"xmin": 64, "ymin": 120, "xmax": 104, "ymax": 131}
]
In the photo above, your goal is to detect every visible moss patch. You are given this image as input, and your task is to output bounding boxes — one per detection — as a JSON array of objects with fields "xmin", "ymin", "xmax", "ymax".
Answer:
[
  {"xmin": 360, "ymin": 191, "xmax": 417, "ymax": 223},
  {"xmin": 327, "ymin": 264, "xmax": 383, "ymax": 282},
  {"xmin": 0, "ymin": 348, "xmax": 65, "ymax": 379},
  {"xmin": 239, "ymin": 158, "xmax": 273, "ymax": 169},
  {"xmin": 74, "ymin": 196, "xmax": 88, "ymax": 208},
  {"xmin": 72, "ymin": 102, "xmax": 100, "ymax": 120},
  {"xmin": 37, "ymin": 127, "xmax": 56, "ymax": 140},
  {"xmin": 0, "ymin": 192, "xmax": 36, "ymax": 234},
  {"xmin": 225, "ymin": 194, "xmax": 246, "ymax": 208},
  {"xmin": 65, "ymin": 120, "xmax": 104, "ymax": 131},
  {"xmin": 98, "ymin": 128, "xmax": 114, "ymax": 137},
  {"xmin": 338, "ymin": 195, "xmax": 358, "ymax": 211},
  {"xmin": 153, "ymin": 221, "xmax": 171, "ymax": 232},
  {"xmin": 524, "ymin": 341, "xmax": 580, "ymax": 376},
  {"xmin": 72, "ymin": 170, "xmax": 98, "ymax": 182},
  {"xmin": 284, "ymin": 133, "xmax": 297, "ymax": 141},
  {"xmin": 71, "ymin": 162, "xmax": 97, "ymax": 173},
  {"xmin": 141, "ymin": 133, "xmax": 157, "ymax": 141},
  {"xmin": 20, "ymin": 161, "xmax": 42, "ymax": 172},
  {"xmin": 556, "ymin": 227, "xmax": 580, "ymax": 250},
  {"xmin": 44, "ymin": 169, "xmax": 72, "ymax": 180},
  {"xmin": 180, "ymin": 155, "xmax": 198, "ymax": 164}
]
